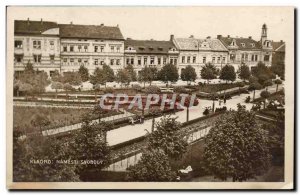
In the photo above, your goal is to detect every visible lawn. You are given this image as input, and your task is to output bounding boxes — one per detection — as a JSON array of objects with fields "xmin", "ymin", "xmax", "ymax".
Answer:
[{"xmin": 188, "ymin": 82, "xmax": 246, "ymax": 94}]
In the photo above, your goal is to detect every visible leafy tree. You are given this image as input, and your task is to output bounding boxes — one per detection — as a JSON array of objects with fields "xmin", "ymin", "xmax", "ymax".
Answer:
[
  {"xmin": 102, "ymin": 64, "xmax": 115, "ymax": 83},
  {"xmin": 274, "ymin": 79, "xmax": 282, "ymax": 92},
  {"xmin": 181, "ymin": 95, "xmax": 199, "ymax": 122},
  {"xmin": 220, "ymin": 64, "xmax": 236, "ymax": 83},
  {"xmin": 62, "ymin": 72, "xmax": 82, "ymax": 86},
  {"xmin": 200, "ymin": 63, "xmax": 218, "ymax": 83},
  {"xmin": 181, "ymin": 65, "xmax": 197, "ymax": 84},
  {"xmin": 157, "ymin": 64, "xmax": 179, "ymax": 86},
  {"xmin": 24, "ymin": 61, "xmax": 34, "ymax": 74},
  {"xmin": 127, "ymin": 149, "xmax": 176, "ymax": 181},
  {"xmin": 251, "ymin": 62, "xmax": 275, "ymax": 85},
  {"xmin": 203, "ymin": 104, "xmax": 270, "ymax": 181},
  {"xmin": 263, "ymin": 80, "xmax": 273, "ymax": 91},
  {"xmin": 148, "ymin": 115, "xmax": 187, "ymax": 160},
  {"xmin": 51, "ymin": 82, "xmax": 64, "ymax": 99},
  {"xmin": 249, "ymin": 81, "xmax": 262, "ymax": 101},
  {"xmin": 51, "ymin": 70, "xmax": 61, "ymax": 81},
  {"xmin": 116, "ymin": 69, "xmax": 131, "ymax": 88},
  {"xmin": 125, "ymin": 64, "xmax": 137, "ymax": 82},
  {"xmin": 238, "ymin": 63, "xmax": 251, "ymax": 81},
  {"xmin": 13, "ymin": 135, "xmax": 79, "ymax": 182},
  {"xmin": 260, "ymin": 91, "xmax": 270, "ymax": 108},
  {"xmin": 271, "ymin": 61, "xmax": 285, "ymax": 80},
  {"xmin": 90, "ymin": 67, "xmax": 106, "ymax": 87},
  {"xmin": 63, "ymin": 83, "xmax": 74, "ymax": 99},
  {"xmin": 139, "ymin": 66, "xmax": 158, "ymax": 86},
  {"xmin": 68, "ymin": 116, "xmax": 111, "ymax": 181},
  {"xmin": 78, "ymin": 65, "xmax": 89, "ymax": 82}
]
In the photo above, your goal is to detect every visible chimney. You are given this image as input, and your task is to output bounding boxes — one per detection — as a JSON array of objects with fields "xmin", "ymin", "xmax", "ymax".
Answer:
[
  {"xmin": 227, "ymin": 35, "xmax": 230, "ymax": 38},
  {"xmin": 70, "ymin": 21, "xmax": 73, "ymax": 25},
  {"xmin": 189, "ymin": 35, "xmax": 194, "ymax": 38},
  {"xmin": 40, "ymin": 18, "xmax": 43, "ymax": 25},
  {"xmin": 170, "ymin": 34, "xmax": 174, "ymax": 41},
  {"xmin": 100, "ymin": 23, "xmax": 104, "ymax": 26},
  {"xmin": 248, "ymin": 36, "xmax": 252, "ymax": 39},
  {"xmin": 280, "ymin": 40, "xmax": 283, "ymax": 43},
  {"xmin": 27, "ymin": 18, "xmax": 30, "ymax": 25},
  {"xmin": 117, "ymin": 24, "xmax": 119, "ymax": 27},
  {"xmin": 217, "ymin": 35, "xmax": 222, "ymax": 39},
  {"xmin": 206, "ymin": 36, "xmax": 211, "ymax": 39}
]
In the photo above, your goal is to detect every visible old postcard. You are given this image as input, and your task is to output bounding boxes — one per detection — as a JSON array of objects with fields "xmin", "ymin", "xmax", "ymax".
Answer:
[{"xmin": 6, "ymin": 6, "xmax": 294, "ymax": 189}]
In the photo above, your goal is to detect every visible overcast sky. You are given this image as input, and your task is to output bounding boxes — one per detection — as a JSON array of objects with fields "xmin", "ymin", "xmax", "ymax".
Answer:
[{"xmin": 8, "ymin": 6, "xmax": 293, "ymax": 41}]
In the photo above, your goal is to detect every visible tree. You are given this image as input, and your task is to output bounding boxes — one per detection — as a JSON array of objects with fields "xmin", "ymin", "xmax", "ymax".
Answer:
[
  {"xmin": 181, "ymin": 95, "xmax": 199, "ymax": 122},
  {"xmin": 263, "ymin": 80, "xmax": 273, "ymax": 91},
  {"xmin": 102, "ymin": 64, "xmax": 115, "ymax": 83},
  {"xmin": 63, "ymin": 83, "xmax": 74, "ymax": 99},
  {"xmin": 157, "ymin": 64, "xmax": 179, "ymax": 86},
  {"xmin": 251, "ymin": 62, "xmax": 275, "ymax": 85},
  {"xmin": 249, "ymin": 81, "xmax": 262, "ymax": 101},
  {"xmin": 116, "ymin": 69, "xmax": 131, "ymax": 88},
  {"xmin": 30, "ymin": 114, "xmax": 50, "ymax": 133},
  {"xmin": 24, "ymin": 61, "xmax": 34, "ymax": 74},
  {"xmin": 238, "ymin": 63, "xmax": 251, "ymax": 81},
  {"xmin": 127, "ymin": 149, "xmax": 176, "ymax": 181},
  {"xmin": 62, "ymin": 72, "xmax": 82, "ymax": 86},
  {"xmin": 13, "ymin": 135, "xmax": 79, "ymax": 182},
  {"xmin": 125, "ymin": 64, "xmax": 137, "ymax": 82},
  {"xmin": 203, "ymin": 104, "xmax": 270, "ymax": 181},
  {"xmin": 271, "ymin": 61, "xmax": 285, "ymax": 80},
  {"xmin": 274, "ymin": 79, "xmax": 282, "ymax": 92},
  {"xmin": 68, "ymin": 116, "xmax": 111, "ymax": 181},
  {"xmin": 200, "ymin": 63, "xmax": 218, "ymax": 83},
  {"xmin": 180, "ymin": 65, "xmax": 197, "ymax": 84},
  {"xmin": 220, "ymin": 64, "xmax": 236, "ymax": 83},
  {"xmin": 260, "ymin": 91, "xmax": 270, "ymax": 108},
  {"xmin": 51, "ymin": 82, "xmax": 64, "ymax": 99},
  {"xmin": 78, "ymin": 65, "xmax": 89, "ymax": 82},
  {"xmin": 148, "ymin": 115, "xmax": 187, "ymax": 160},
  {"xmin": 90, "ymin": 68, "xmax": 106, "ymax": 87},
  {"xmin": 139, "ymin": 66, "xmax": 158, "ymax": 86}
]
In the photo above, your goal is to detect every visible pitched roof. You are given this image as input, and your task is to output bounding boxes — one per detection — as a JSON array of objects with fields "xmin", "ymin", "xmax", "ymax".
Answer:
[
  {"xmin": 14, "ymin": 20, "xmax": 59, "ymax": 35},
  {"xmin": 174, "ymin": 38, "xmax": 228, "ymax": 51},
  {"xmin": 218, "ymin": 36, "xmax": 261, "ymax": 50},
  {"xmin": 272, "ymin": 41, "xmax": 285, "ymax": 52},
  {"xmin": 59, "ymin": 24, "xmax": 124, "ymax": 40},
  {"xmin": 125, "ymin": 39, "xmax": 177, "ymax": 54}
]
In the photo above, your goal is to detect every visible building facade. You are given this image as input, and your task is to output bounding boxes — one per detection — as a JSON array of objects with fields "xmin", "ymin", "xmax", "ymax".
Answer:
[
  {"xmin": 173, "ymin": 35, "xmax": 228, "ymax": 78},
  {"xmin": 59, "ymin": 24, "xmax": 125, "ymax": 74},
  {"xmin": 217, "ymin": 24, "xmax": 273, "ymax": 71},
  {"xmin": 14, "ymin": 19, "xmax": 61, "ymax": 77},
  {"xmin": 271, "ymin": 40, "xmax": 285, "ymax": 66},
  {"xmin": 124, "ymin": 37, "xmax": 179, "ymax": 75}
]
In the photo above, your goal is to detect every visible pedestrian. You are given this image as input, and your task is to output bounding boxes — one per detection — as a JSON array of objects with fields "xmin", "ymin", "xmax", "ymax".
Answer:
[{"xmin": 224, "ymin": 96, "xmax": 226, "ymax": 104}]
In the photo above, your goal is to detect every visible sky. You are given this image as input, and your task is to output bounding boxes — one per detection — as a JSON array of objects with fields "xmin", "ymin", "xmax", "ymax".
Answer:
[{"xmin": 8, "ymin": 6, "xmax": 294, "ymax": 41}]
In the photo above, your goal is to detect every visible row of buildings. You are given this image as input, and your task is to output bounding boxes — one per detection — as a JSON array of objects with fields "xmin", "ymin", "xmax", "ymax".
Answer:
[{"xmin": 14, "ymin": 19, "xmax": 285, "ymax": 78}]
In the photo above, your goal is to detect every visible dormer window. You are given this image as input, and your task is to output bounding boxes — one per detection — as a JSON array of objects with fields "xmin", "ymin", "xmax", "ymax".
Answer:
[
  {"xmin": 139, "ymin": 47, "xmax": 144, "ymax": 50},
  {"xmin": 241, "ymin": 43, "xmax": 245, "ymax": 47},
  {"xmin": 251, "ymin": 43, "xmax": 255, "ymax": 48},
  {"xmin": 266, "ymin": 41, "xmax": 271, "ymax": 47},
  {"xmin": 158, "ymin": 47, "xmax": 163, "ymax": 51}
]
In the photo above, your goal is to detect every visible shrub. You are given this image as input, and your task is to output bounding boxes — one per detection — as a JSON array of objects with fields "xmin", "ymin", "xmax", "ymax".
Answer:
[
  {"xmin": 215, "ymin": 106, "xmax": 227, "ymax": 113},
  {"xmin": 203, "ymin": 108, "xmax": 210, "ymax": 116},
  {"xmin": 245, "ymin": 96, "xmax": 251, "ymax": 103},
  {"xmin": 132, "ymin": 84, "xmax": 142, "ymax": 92},
  {"xmin": 104, "ymin": 87, "xmax": 114, "ymax": 94},
  {"xmin": 174, "ymin": 86, "xmax": 187, "ymax": 93},
  {"xmin": 145, "ymin": 85, "xmax": 161, "ymax": 94}
]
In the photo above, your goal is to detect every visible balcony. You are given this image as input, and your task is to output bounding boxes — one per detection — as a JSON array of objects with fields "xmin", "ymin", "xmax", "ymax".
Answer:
[{"xmin": 14, "ymin": 48, "xmax": 24, "ymax": 55}]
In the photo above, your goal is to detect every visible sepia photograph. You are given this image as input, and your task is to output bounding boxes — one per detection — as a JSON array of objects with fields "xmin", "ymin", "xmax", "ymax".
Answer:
[{"xmin": 6, "ymin": 6, "xmax": 295, "ymax": 190}]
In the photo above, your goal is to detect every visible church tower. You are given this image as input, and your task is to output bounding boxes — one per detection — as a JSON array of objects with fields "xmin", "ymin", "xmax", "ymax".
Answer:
[{"xmin": 261, "ymin": 23, "xmax": 267, "ymax": 44}]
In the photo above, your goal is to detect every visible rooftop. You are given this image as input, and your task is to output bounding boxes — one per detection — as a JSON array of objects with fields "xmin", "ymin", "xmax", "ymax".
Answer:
[
  {"xmin": 125, "ymin": 39, "xmax": 177, "ymax": 54},
  {"xmin": 174, "ymin": 37, "xmax": 228, "ymax": 51},
  {"xmin": 217, "ymin": 35, "xmax": 262, "ymax": 50},
  {"xmin": 14, "ymin": 19, "xmax": 59, "ymax": 35}
]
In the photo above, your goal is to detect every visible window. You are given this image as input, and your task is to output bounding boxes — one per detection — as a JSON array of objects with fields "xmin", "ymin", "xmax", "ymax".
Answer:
[
  {"xmin": 182, "ymin": 56, "xmax": 185, "ymax": 63},
  {"xmin": 100, "ymin": 46, "xmax": 104, "ymax": 52},
  {"xmin": 78, "ymin": 58, "xmax": 82, "ymax": 63},
  {"xmin": 264, "ymin": 54, "xmax": 270, "ymax": 62},
  {"xmin": 50, "ymin": 41, "xmax": 54, "ymax": 50},
  {"xmin": 266, "ymin": 42, "xmax": 270, "ymax": 47},
  {"xmin": 170, "ymin": 58, "xmax": 174, "ymax": 65},
  {"xmin": 100, "ymin": 59, "xmax": 105, "ymax": 65},
  {"xmin": 192, "ymin": 56, "xmax": 196, "ymax": 63},
  {"xmin": 50, "ymin": 55, "xmax": 55, "ymax": 63},
  {"xmin": 230, "ymin": 54, "xmax": 236, "ymax": 62},
  {"xmin": 150, "ymin": 57, "xmax": 154, "ymax": 65},
  {"xmin": 84, "ymin": 45, "xmax": 88, "ymax": 52},
  {"xmin": 94, "ymin": 59, "xmax": 99, "ymax": 65},
  {"xmin": 127, "ymin": 58, "xmax": 130, "ymax": 65},
  {"xmin": 174, "ymin": 58, "xmax": 177, "ymax": 65},
  {"xmin": 163, "ymin": 57, "xmax": 167, "ymax": 64},
  {"xmin": 94, "ymin": 46, "xmax": 99, "ymax": 52},
  {"xmin": 15, "ymin": 40, "xmax": 23, "ymax": 49},
  {"xmin": 187, "ymin": 56, "xmax": 191, "ymax": 63},
  {"xmin": 222, "ymin": 57, "xmax": 226, "ymax": 63},
  {"xmin": 217, "ymin": 57, "xmax": 220, "ymax": 63},
  {"xmin": 212, "ymin": 57, "xmax": 215, "ymax": 63},
  {"xmin": 111, "ymin": 46, "xmax": 115, "ymax": 52},
  {"xmin": 33, "ymin": 55, "xmax": 41, "ymax": 63},
  {"xmin": 70, "ymin": 58, "xmax": 74, "ymax": 64},
  {"xmin": 157, "ymin": 57, "xmax": 161, "ymax": 65},
  {"xmin": 84, "ymin": 59, "xmax": 88, "ymax": 65},
  {"xmin": 15, "ymin": 55, "xmax": 23, "ymax": 63},
  {"xmin": 255, "ymin": 55, "xmax": 258, "ymax": 61},
  {"xmin": 110, "ymin": 59, "xmax": 114, "ymax": 65},
  {"xmin": 131, "ymin": 58, "xmax": 134, "ymax": 65},
  {"xmin": 138, "ymin": 57, "xmax": 141, "ymax": 65},
  {"xmin": 144, "ymin": 57, "xmax": 147, "ymax": 65},
  {"xmin": 116, "ymin": 59, "xmax": 120, "ymax": 65},
  {"xmin": 202, "ymin": 57, "xmax": 206, "ymax": 64},
  {"xmin": 63, "ymin": 45, "xmax": 67, "ymax": 52},
  {"xmin": 70, "ymin": 46, "xmax": 74, "ymax": 52},
  {"xmin": 245, "ymin": 54, "xmax": 248, "ymax": 61},
  {"xmin": 63, "ymin": 58, "xmax": 67, "ymax": 63},
  {"xmin": 241, "ymin": 54, "xmax": 245, "ymax": 61},
  {"xmin": 117, "ymin": 46, "xmax": 120, "ymax": 53},
  {"xmin": 33, "ymin": 40, "xmax": 41, "ymax": 49},
  {"xmin": 78, "ymin": 45, "xmax": 82, "ymax": 52}
]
